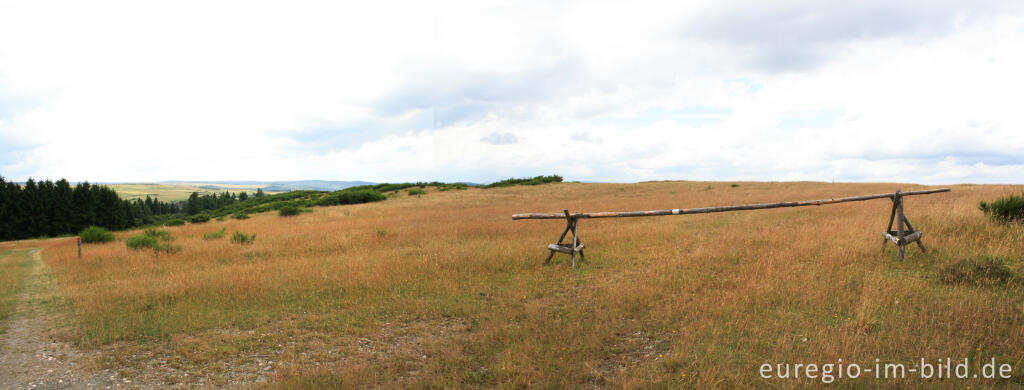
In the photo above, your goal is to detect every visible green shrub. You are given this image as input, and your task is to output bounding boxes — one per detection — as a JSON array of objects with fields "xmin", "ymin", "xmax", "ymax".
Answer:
[
  {"xmin": 481, "ymin": 175, "xmax": 562, "ymax": 189},
  {"xmin": 979, "ymin": 192, "xmax": 1024, "ymax": 222},
  {"xmin": 279, "ymin": 206, "xmax": 301, "ymax": 216},
  {"xmin": 232, "ymin": 213, "xmax": 250, "ymax": 220},
  {"xmin": 408, "ymin": 189, "xmax": 426, "ymax": 196},
  {"xmin": 144, "ymin": 228, "xmax": 173, "ymax": 241},
  {"xmin": 203, "ymin": 228, "xmax": 226, "ymax": 240},
  {"xmin": 313, "ymin": 189, "xmax": 386, "ymax": 207},
  {"xmin": 79, "ymin": 226, "xmax": 115, "ymax": 243},
  {"xmin": 127, "ymin": 229, "xmax": 180, "ymax": 253},
  {"xmin": 188, "ymin": 214, "xmax": 211, "ymax": 224},
  {"xmin": 155, "ymin": 243, "xmax": 181, "ymax": 253},
  {"xmin": 941, "ymin": 256, "xmax": 1016, "ymax": 286},
  {"xmin": 165, "ymin": 219, "xmax": 185, "ymax": 226},
  {"xmin": 231, "ymin": 231, "xmax": 256, "ymax": 245},
  {"xmin": 126, "ymin": 234, "xmax": 158, "ymax": 250}
]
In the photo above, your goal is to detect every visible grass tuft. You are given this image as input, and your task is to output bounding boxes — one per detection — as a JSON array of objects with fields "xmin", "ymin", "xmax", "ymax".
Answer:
[
  {"xmin": 230, "ymin": 231, "xmax": 256, "ymax": 245},
  {"xmin": 940, "ymin": 256, "xmax": 1016, "ymax": 286},
  {"xmin": 203, "ymin": 228, "xmax": 227, "ymax": 240},
  {"xmin": 126, "ymin": 229, "xmax": 180, "ymax": 253}
]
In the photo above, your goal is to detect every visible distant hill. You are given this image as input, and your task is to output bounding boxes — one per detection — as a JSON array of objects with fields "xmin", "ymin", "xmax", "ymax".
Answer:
[
  {"xmin": 159, "ymin": 180, "xmax": 377, "ymax": 192},
  {"xmin": 258, "ymin": 180, "xmax": 377, "ymax": 192}
]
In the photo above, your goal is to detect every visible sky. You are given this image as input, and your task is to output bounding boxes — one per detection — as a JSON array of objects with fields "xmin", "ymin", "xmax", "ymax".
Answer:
[{"xmin": 1, "ymin": 0, "xmax": 1023, "ymax": 184}]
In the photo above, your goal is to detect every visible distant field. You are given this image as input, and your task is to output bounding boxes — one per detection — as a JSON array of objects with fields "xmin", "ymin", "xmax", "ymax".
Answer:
[
  {"xmin": 5, "ymin": 181, "xmax": 1024, "ymax": 388},
  {"xmin": 107, "ymin": 182, "xmax": 276, "ymax": 202}
]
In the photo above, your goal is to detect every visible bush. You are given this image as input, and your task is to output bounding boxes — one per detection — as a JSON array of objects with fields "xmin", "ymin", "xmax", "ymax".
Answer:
[
  {"xmin": 279, "ymin": 206, "xmax": 301, "ymax": 216},
  {"xmin": 941, "ymin": 256, "xmax": 1016, "ymax": 286},
  {"xmin": 203, "ymin": 228, "xmax": 226, "ymax": 240},
  {"xmin": 126, "ymin": 234, "xmax": 158, "ymax": 250},
  {"xmin": 481, "ymin": 175, "xmax": 563, "ymax": 189},
  {"xmin": 79, "ymin": 226, "xmax": 115, "ymax": 243},
  {"xmin": 144, "ymin": 228, "xmax": 173, "ymax": 241},
  {"xmin": 979, "ymin": 192, "xmax": 1024, "ymax": 222},
  {"xmin": 313, "ymin": 189, "xmax": 386, "ymax": 207},
  {"xmin": 188, "ymin": 214, "xmax": 211, "ymax": 224},
  {"xmin": 232, "ymin": 213, "xmax": 250, "ymax": 220},
  {"xmin": 231, "ymin": 231, "xmax": 256, "ymax": 245},
  {"xmin": 165, "ymin": 219, "xmax": 186, "ymax": 226},
  {"xmin": 408, "ymin": 189, "xmax": 426, "ymax": 196},
  {"xmin": 127, "ymin": 229, "xmax": 180, "ymax": 253}
]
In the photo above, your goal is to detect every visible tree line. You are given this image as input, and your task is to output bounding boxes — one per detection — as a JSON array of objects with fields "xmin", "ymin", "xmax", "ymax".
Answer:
[
  {"xmin": 184, "ymin": 188, "xmax": 264, "ymax": 215},
  {"xmin": 0, "ymin": 176, "xmax": 180, "ymax": 241}
]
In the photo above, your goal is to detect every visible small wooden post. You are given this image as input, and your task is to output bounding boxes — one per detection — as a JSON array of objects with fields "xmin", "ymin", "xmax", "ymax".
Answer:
[{"xmin": 77, "ymin": 237, "xmax": 82, "ymax": 259}]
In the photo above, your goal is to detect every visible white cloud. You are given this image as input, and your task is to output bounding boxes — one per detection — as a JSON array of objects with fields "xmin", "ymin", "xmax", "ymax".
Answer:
[{"xmin": 1, "ymin": 0, "xmax": 1022, "ymax": 183}]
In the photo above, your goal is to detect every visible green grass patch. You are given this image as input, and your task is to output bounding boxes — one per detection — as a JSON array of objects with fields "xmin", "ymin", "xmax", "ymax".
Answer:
[
  {"xmin": 203, "ymin": 228, "xmax": 227, "ymax": 240},
  {"xmin": 0, "ymin": 250, "xmax": 32, "ymax": 333},
  {"xmin": 940, "ymin": 256, "xmax": 1017, "ymax": 286},
  {"xmin": 188, "ymin": 214, "xmax": 211, "ymax": 224},
  {"xmin": 408, "ymin": 188, "xmax": 426, "ymax": 196}
]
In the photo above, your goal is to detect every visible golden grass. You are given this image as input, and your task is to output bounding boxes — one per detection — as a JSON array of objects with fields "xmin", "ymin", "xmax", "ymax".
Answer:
[{"xmin": 24, "ymin": 181, "xmax": 1024, "ymax": 387}]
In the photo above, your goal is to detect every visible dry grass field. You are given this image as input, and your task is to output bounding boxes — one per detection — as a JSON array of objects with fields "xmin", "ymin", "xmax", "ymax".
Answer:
[
  {"xmin": 3, "ymin": 181, "xmax": 1024, "ymax": 388},
  {"xmin": 107, "ymin": 182, "xmax": 274, "ymax": 202}
]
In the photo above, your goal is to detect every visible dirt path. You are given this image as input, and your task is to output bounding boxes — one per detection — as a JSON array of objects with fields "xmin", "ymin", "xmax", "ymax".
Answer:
[{"xmin": 0, "ymin": 249, "xmax": 123, "ymax": 390}]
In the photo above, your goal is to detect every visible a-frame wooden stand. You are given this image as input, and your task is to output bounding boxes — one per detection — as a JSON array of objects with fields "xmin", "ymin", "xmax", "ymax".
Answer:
[
  {"xmin": 881, "ymin": 189, "xmax": 927, "ymax": 261},
  {"xmin": 545, "ymin": 210, "xmax": 585, "ymax": 267}
]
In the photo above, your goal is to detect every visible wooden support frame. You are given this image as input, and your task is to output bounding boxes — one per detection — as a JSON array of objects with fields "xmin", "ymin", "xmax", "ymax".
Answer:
[
  {"xmin": 517, "ymin": 188, "xmax": 950, "ymax": 266},
  {"xmin": 881, "ymin": 189, "xmax": 927, "ymax": 261},
  {"xmin": 544, "ymin": 209, "xmax": 586, "ymax": 267}
]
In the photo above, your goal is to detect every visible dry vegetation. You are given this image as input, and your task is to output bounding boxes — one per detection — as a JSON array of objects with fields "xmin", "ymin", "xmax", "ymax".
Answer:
[{"xmin": 5, "ymin": 181, "xmax": 1024, "ymax": 388}]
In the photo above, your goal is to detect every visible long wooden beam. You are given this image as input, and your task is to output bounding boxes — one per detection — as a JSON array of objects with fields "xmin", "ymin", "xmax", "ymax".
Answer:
[{"xmin": 512, "ymin": 188, "xmax": 951, "ymax": 220}]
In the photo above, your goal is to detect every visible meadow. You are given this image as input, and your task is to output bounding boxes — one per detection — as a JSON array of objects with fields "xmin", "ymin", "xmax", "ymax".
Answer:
[
  {"xmin": 107, "ymin": 182, "xmax": 274, "ymax": 202},
  {"xmin": 5, "ymin": 181, "xmax": 1024, "ymax": 388}
]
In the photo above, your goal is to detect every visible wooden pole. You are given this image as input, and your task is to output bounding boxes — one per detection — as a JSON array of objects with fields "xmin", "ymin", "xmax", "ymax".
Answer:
[
  {"xmin": 896, "ymin": 191, "xmax": 905, "ymax": 260},
  {"xmin": 512, "ymin": 188, "xmax": 950, "ymax": 220}
]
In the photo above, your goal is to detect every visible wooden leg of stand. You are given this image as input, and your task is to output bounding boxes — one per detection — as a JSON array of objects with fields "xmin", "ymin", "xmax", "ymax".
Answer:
[
  {"xmin": 545, "ymin": 221, "xmax": 572, "ymax": 265},
  {"xmin": 896, "ymin": 194, "xmax": 905, "ymax": 261},
  {"xmin": 570, "ymin": 219, "xmax": 578, "ymax": 268}
]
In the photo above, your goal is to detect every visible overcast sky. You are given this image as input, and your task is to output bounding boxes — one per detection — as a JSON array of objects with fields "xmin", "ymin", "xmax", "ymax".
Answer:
[{"xmin": 1, "ymin": 1, "xmax": 1022, "ymax": 184}]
